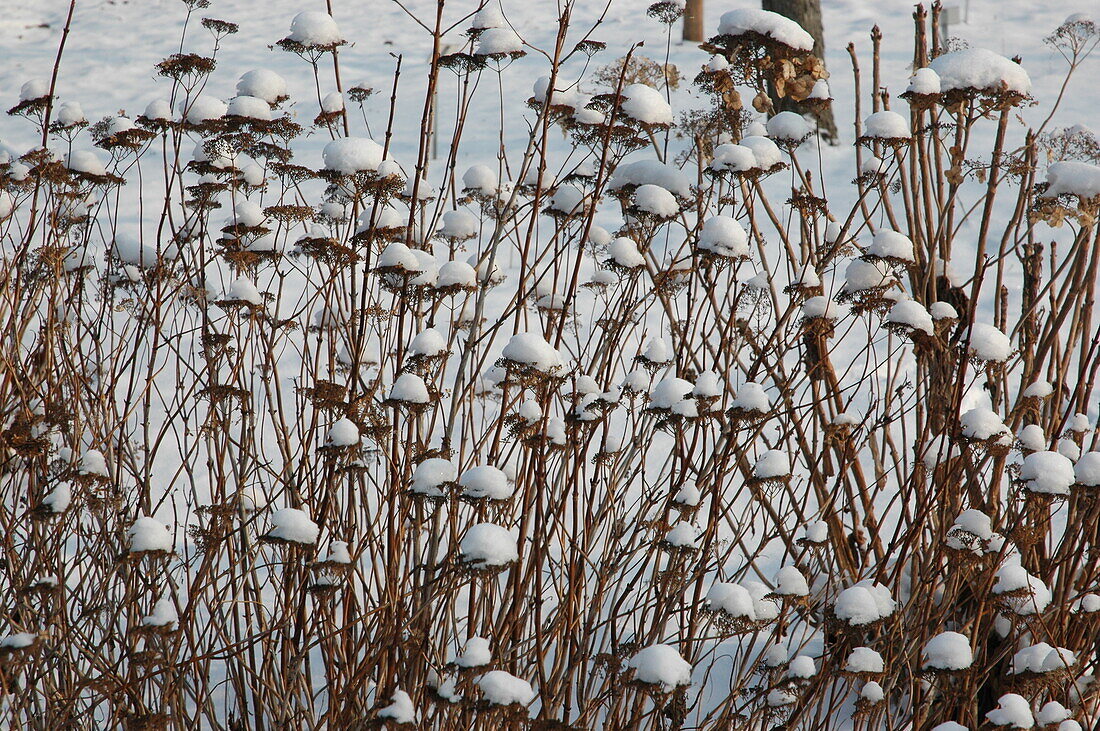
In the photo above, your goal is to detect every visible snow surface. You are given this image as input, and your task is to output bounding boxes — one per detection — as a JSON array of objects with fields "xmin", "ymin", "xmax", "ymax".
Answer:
[
  {"xmin": 267, "ymin": 508, "xmax": 320, "ymax": 545},
  {"xmin": 478, "ymin": 670, "xmax": 535, "ymax": 706},
  {"xmin": 460, "ymin": 523, "xmax": 518, "ymax": 566},
  {"xmin": 128, "ymin": 516, "xmax": 172, "ymax": 553},
  {"xmin": 922, "ymin": 631, "xmax": 973, "ymax": 670},
  {"xmin": 459, "ymin": 465, "xmax": 512, "ymax": 500},
  {"xmin": 717, "ymin": 9, "xmax": 815, "ymax": 51},
  {"xmin": 929, "ymin": 48, "xmax": 1031, "ymax": 95},
  {"xmin": 627, "ymin": 644, "xmax": 692, "ymax": 690}
]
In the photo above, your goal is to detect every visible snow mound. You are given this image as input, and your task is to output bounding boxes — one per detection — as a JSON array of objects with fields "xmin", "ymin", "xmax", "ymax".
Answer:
[
  {"xmin": 717, "ymin": 9, "xmax": 815, "ymax": 51},
  {"xmin": 922, "ymin": 631, "xmax": 973, "ymax": 670},
  {"xmin": 460, "ymin": 523, "xmax": 518, "ymax": 566},
  {"xmin": 620, "ymin": 84, "xmax": 673, "ymax": 126},
  {"xmin": 267, "ymin": 508, "xmax": 319, "ymax": 545},
  {"xmin": 929, "ymin": 48, "xmax": 1031, "ymax": 95},
  {"xmin": 128, "ymin": 516, "xmax": 172, "ymax": 553},
  {"xmin": 478, "ymin": 670, "xmax": 535, "ymax": 706},
  {"xmin": 627, "ymin": 644, "xmax": 692, "ymax": 689}
]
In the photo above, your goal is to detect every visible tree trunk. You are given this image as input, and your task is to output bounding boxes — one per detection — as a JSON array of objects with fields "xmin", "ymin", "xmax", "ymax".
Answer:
[
  {"xmin": 762, "ymin": 0, "xmax": 838, "ymax": 142},
  {"xmin": 682, "ymin": 0, "xmax": 704, "ymax": 43}
]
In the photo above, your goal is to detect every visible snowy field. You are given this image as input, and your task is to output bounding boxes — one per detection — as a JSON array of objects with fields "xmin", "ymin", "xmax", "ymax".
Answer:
[{"xmin": 1, "ymin": 0, "xmax": 1099, "ymax": 729}]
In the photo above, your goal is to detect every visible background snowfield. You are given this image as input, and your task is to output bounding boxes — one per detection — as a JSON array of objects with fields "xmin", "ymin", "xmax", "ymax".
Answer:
[{"xmin": 1, "ymin": 0, "xmax": 1099, "ymax": 728}]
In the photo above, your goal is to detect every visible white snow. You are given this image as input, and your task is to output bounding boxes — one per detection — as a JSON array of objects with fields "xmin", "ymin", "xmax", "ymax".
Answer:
[
  {"xmin": 930, "ymin": 301, "xmax": 959, "ymax": 320},
  {"xmin": 774, "ymin": 566, "xmax": 809, "ymax": 596},
  {"xmin": 325, "ymin": 418, "xmax": 360, "ymax": 447},
  {"xmin": 377, "ymin": 690, "xmax": 416, "ymax": 723},
  {"xmin": 18, "ymin": 79, "xmax": 48, "ymax": 102},
  {"xmin": 968, "ymin": 324, "xmax": 1012, "ymax": 363},
  {"xmin": 459, "ymin": 465, "xmax": 512, "ymax": 500},
  {"xmin": 886, "ymin": 299, "xmax": 934, "ymax": 335},
  {"xmin": 1009, "ymin": 642, "xmax": 1076, "ymax": 674},
  {"xmin": 960, "ymin": 407, "xmax": 1010, "ymax": 441},
  {"xmin": 411, "ymin": 458, "xmax": 456, "ymax": 497},
  {"xmin": 1020, "ymin": 450, "xmax": 1075, "ymax": 495},
  {"xmin": 462, "ymin": 164, "xmax": 498, "ymax": 194},
  {"xmin": 787, "ymin": 655, "xmax": 816, "ymax": 679},
  {"xmin": 986, "ymin": 693, "xmax": 1035, "ymax": 728},
  {"xmin": 1075, "ymin": 452, "xmax": 1100, "ymax": 486},
  {"xmin": 929, "ymin": 48, "xmax": 1031, "ymax": 95},
  {"xmin": 633, "ymin": 184, "xmax": 679, "ymax": 217},
  {"xmin": 287, "ymin": 11, "xmax": 343, "ymax": 46},
  {"xmin": 79, "ymin": 449, "xmax": 109, "ymax": 476},
  {"xmin": 753, "ymin": 450, "xmax": 790, "ymax": 479},
  {"xmin": 475, "ymin": 27, "xmax": 523, "ymax": 56},
  {"xmin": 766, "ymin": 111, "xmax": 812, "ymax": 143},
  {"xmin": 323, "ymin": 541, "xmax": 352, "ymax": 564},
  {"xmin": 408, "ymin": 328, "xmax": 447, "ymax": 357},
  {"xmin": 845, "ymin": 647, "xmax": 884, "ymax": 674},
  {"xmin": 698, "ymin": 216, "xmax": 749, "ymax": 259},
  {"xmin": 477, "ymin": 670, "xmax": 535, "ymax": 706},
  {"xmin": 388, "ymin": 373, "xmax": 430, "ymax": 404},
  {"xmin": 322, "ymin": 137, "xmax": 384, "ymax": 174},
  {"xmin": 860, "ymin": 681, "xmax": 884, "ymax": 703},
  {"xmin": 470, "ymin": 4, "xmax": 505, "ymax": 30},
  {"xmin": 709, "ymin": 143, "xmax": 756, "ymax": 173},
  {"xmin": 609, "ymin": 160, "xmax": 692, "ymax": 198},
  {"xmin": 65, "ymin": 150, "xmax": 107, "ymax": 177},
  {"xmin": 439, "ymin": 209, "xmax": 478, "ymax": 239},
  {"xmin": 620, "ymin": 84, "xmax": 673, "ymax": 126},
  {"xmin": 641, "ymin": 337, "xmax": 670, "ymax": 364},
  {"xmin": 650, "ymin": 377, "xmax": 694, "ymax": 409},
  {"xmin": 834, "ymin": 586, "xmax": 882, "ymax": 625},
  {"xmin": 460, "ymin": 523, "xmax": 518, "ymax": 567},
  {"xmin": 907, "ymin": 67, "xmax": 941, "ymax": 95},
  {"xmin": 739, "ymin": 136, "xmax": 783, "ymax": 170},
  {"xmin": 141, "ymin": 596, "xmax": 178, "ymax": 627},
  {"xmin": 128, "ymin": 516, "xmax": 172, "ymax": 553},
  {"xmin": 842, "ymin": 258, "xmax": 894, "ymax": 292},
  {"xmin": 181, "ymin": 95, "xmax": 226, "ymax": 124},
  {"xmin": 41, "ymin": 481, "xmax": 71, "ymax": 513},
  {"xmin": 377, "ymin": 242, "xmax": 421, "ymax": 271},
  {"xmin": 501, "ymin": 333, "xmax": 565, "ymax": 373},
  {"xmin": 867, "ymin": 229, "xmax": 915, "ymax": 262},
  {"xmin": 227, "ymin": 95, "xmax": 271, "ymax": 120},
  {"xmin": 237, "ymin": 69, "xmax": 287, "ymax": 104},
  {"xmin": 717, "ymin": 8, "xmax": 815, "ymax": 51},
  {"xmin": 225, "ymin": 278, "xmax": 263, "ymax": 306},
  {"xmin": 607, "ymin": 237, "xmax": 645, "ymax": 268},
  {"xmin": 627, "ymin": 644, "xmax": 692, "ymax": 690},
  {"xmin": 863, "ymin": 111, "xmax": 910, "ymax": 140},
  {"xmin": 452, "ymin": 636, "xmax": 492, "ymax": 668},
  {"xmin": 707, "ymin": 582, "xmax": 755, "ymax": 619},
  {"xmin": 803, "ymin": 295, "xmax": 845, "ymax": 321},
  {"xmin": 664, "ymin": 521, "xmax": 701, "ymax": 548},
  {"xmin": 730, "ymin": 382, "xmax": 771, "ymax": 413},
  {"xmin": 267, "ymin": 508, "xmax": 319, "ymax": 544},
  {"xmin": 922, "ymin": 631, "xmax": 973, "ymax": 670},
  {"xmin": 993, "ymin": 562, "xmax": 1051, "ymax": 615},
  {"xmin": 1043, "ymin": 160, "xmax": 1100, "ymax": 200}
]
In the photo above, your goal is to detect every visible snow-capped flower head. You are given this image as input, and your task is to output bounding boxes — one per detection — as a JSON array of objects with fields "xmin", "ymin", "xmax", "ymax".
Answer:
[
  {"xmin": 263, "ymin": 508, "xmax": 319, "ymax": 546},
  {"xmin": 619, "ymin": 83, "xmax": 673, "ymax": 127},
  {"xmin": 627, "ymin": 644, "xmax": 692, "ymax": 691},
  {"xmin": 281, "ymin": 11, "xmax": 345, "ymax": 52},
  {"xmin": 922, "ymin": 631, "xmax": 973, "ymax": 673},
  {"xmin": 498, "ymin": 332, "xmax": 566, "ymax": 382},
  {"xmin": 697, "ymin": 215, "xmax": 750, "ymax": 263},
  {"xmin": 459, "ymin": 523, "xmax": 518, "ymax": 569},
  {"xmin": 128, "ymin": 516, "xmax": 173, "ymax": 556}
]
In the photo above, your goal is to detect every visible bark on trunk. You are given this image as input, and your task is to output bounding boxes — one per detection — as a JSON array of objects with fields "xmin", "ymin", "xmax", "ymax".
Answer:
[
  {"xmin": 762, "ymin": 0, "xmax": 838, "ymax": 142},
  {"xmin": 683, "ymin": 0, "xmax": 704, "ymax": 42}
]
